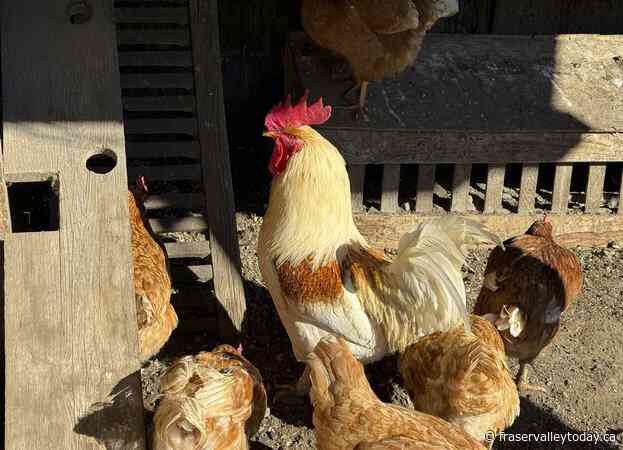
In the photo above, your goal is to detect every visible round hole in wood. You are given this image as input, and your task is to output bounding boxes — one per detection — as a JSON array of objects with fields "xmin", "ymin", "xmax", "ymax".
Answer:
[
  {"xmin": 86, "ymin": 150, "xmax": 117, "ymax": 174},
  {"xmin": 67, "ymin": 1, "xmax": 92, "ymax": 24}
]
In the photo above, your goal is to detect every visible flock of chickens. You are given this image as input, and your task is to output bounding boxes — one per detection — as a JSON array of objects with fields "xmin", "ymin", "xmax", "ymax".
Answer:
[{"xmin": 125, "ymin": 1, "xmax": 585, "ymax": 449}]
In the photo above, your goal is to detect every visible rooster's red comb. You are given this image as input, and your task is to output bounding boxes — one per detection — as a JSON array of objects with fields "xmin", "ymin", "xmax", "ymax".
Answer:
[{"xmin": 265, "ymin": 90, "xmax": 332, "ymax": 132}]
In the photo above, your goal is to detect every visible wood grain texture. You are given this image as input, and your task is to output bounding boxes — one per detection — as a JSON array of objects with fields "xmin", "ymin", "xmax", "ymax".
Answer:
[
  {"xmin": 122, "ymin": 95, "xmax": 196, "ymax": 112},
  {"xmin": 551, "ymin": 164, "xmax": 573, "ymax": 214},
  {"xmin": 451, "ymin": 164, "xmax": 471, "ymax": 212},
  {"xmin": 118, "ymin": 51, "xmax": 193, "ymax": 67},
  {"xmin": 518, "ymin": 164, "xmax": 539, "ymax": 213},
  {"xmin": 348, "ymin": 165, "xmax": 365, "ymax": 212},
  {"xmin": 2, "ymin": 1, "xmax": 145, "ymax": 447},
  {"xmin": 0, "ymin": 145, "xmax": 10, "ymax": 237},
  {"xmin": 381, "ymin": 164, "xmax": 400, "ymax": 213},
  {"xmin": 354, "ymin": 213, "xmax": 623, "ymax": 250},
  {"xmin": 585, "ymin": 163, "xmax": 606, "ymax": 213},
  {"xmin": 190, "ymin": 0, "xmax": 246, "ymax": 335},
  {"xmin": 291, "ymin": 33, "xmax": 623, "ymax": 131},
  {"xmin": 115, "ymin": 7, "xmax": 189, "ymax": 24},
  {"xmin": 126, "ymin": 141, "xmax": 200, "ymax": 160},
  {"xmin": 322, "ymin": 129, "xmax": 623, "ymax": 164},
  {"xmin": 483, "ymin": 164, "xmax": 505, "ymax": 214},
  {"xmin": 415, "ymin": 164, "xmax": 436, "ymax": 214}
]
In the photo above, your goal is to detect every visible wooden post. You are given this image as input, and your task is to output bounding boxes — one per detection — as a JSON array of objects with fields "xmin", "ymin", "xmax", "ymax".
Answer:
[
  {"xmin": 348, "ymin": 165, "xmax": 366, "ymax": 212},
  {"xmin": 2, "ymin": 1, "xmax": 145, "ymax": 448},
  {"xmin": 189, "ymin": 0, "xmax": 246, "ymax": 335},
  {"xmin": 381, "ymin": 164, "xmax": 401, "ymax": 213}
]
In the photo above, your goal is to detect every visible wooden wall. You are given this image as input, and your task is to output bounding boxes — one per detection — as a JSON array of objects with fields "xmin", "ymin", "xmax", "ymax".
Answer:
[{"xmin": 218, "ymin": 0, "xmax": 623, "ymax": 205}]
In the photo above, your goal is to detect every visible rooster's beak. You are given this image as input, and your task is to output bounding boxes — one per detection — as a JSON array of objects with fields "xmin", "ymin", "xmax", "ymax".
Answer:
[{"xmin": 262, "ymin": 131, "xmax": 277, "ymax": 138}]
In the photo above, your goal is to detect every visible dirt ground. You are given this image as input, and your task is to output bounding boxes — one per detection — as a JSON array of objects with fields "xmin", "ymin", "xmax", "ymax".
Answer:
[{"xmin": 142, "ymin": 211, "xmax": 623, "ymax": 450}]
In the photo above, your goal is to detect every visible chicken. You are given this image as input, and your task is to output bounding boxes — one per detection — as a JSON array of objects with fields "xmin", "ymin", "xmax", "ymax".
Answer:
[
  {"xmin": 474, "ymin": 217, "xmax": 583, "ymax": 393},
  {"xmin": 129, "ymin": 176, "xmax": 178, "ymax": 360},
  {"xmin": 301, "ymin": 0, "xmax": 459, "ymax": 116},
  {"xmin": 308, "ymin": 335, "xmax": 486, "ymax": 450},
  {"xmin": 258, "ymin": 93, "xmax": 501, "ymax": 396},
  {"xmin": 152, "ymin": 344, "xmax": 267, "ymax": 450},
  {"xmin": 399, "ymin": 315, "xmax": 520, "ymax": 447}
]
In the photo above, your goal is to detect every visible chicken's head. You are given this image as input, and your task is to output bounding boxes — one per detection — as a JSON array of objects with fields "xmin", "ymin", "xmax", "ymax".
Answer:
[
  {"xmin": 262, "ymin": 90, "xmax": 332, "ymax": 176},
  {"xmin": 526, "ymin": 215, "xmax": 553, "ymax": 239}
]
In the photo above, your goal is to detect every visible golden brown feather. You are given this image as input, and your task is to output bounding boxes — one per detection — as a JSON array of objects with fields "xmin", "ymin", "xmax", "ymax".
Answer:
[
  {"xmin": 152, "ymin": 345, "xmax": 267, "ymax": 450},
  {"xmin": 301, "ymin": 0, "xmax": 459, "ymax": 112},
  {"xmin": 309, "ymin": 336, "xmax": 486, "ymax": 450},
  {"xmin": 474, "ymin": 219, "xmax": 583, "ymax": 392},
  {"xmin": 399, "ymin": 315, "xmax": 519, "ymax": 445},
  {"xmin": 129, "ymin": 191, "xmax": 178, "ymax": 360}
]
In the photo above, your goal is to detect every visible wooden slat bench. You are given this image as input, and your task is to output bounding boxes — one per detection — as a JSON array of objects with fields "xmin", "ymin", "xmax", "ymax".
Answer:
[{"xmin": 285, "ymin": 33, "xmax": 623, "ymax": 247}]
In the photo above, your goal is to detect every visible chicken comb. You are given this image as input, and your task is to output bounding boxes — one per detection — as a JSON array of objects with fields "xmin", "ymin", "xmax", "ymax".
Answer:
[
  {"xmin": 265, "ymin": 90, "xmax": 332, "ymax": 132},
  {"xmin": 136, "ymin": 175, "xmax": 148, "ymax": 193}
]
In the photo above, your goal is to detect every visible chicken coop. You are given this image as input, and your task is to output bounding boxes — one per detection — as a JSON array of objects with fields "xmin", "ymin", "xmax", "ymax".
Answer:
[
  {"xmin": 279, "ymin": 2, "xmax": 623, "ymax": 249},
  {"xmin": 1, "ymin": 0, "xmax": 244, "ymax": 447}
]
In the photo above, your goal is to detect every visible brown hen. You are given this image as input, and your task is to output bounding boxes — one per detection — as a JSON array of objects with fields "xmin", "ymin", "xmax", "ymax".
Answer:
[
  {"xmin": 152, "ymin": 345, "xmax": 267, "ymax": 450},
  {"xmin": 309, "ymin": 336, "xmax": 486, "ymax": 450},
  {"xmin": 301, "ymin": 0, "xmax": 459, "ymax": 115},
  {"xmin": 129, "ymin": 177, "xmax": 178, "ymax": 360},
  {"xmin": 399, "ymin": 315, "xmax": 519, "ymax": 447},
  {"xmin": 474, "ymin": 217, "xmax": 583, "ymax": 393}
]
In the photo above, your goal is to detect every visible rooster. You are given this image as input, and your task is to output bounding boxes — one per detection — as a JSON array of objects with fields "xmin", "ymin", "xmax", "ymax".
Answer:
[
  {"xmin": 308, "ymin": 335, "xmax": 486, "ymax": 450},
  {"xmin": 301, "ymin": 0, "xmax": 459, "ymax": 116},
  {"xmin": 258, "ymin": 93, "xmax": 501, "ymax": 397},
  {"xmin": 475, "ymin": 217, "xmax": 583, "ymax": 393},
  {"xmin": 399, "ymin": 315, "xmax": 520, "ymax": 448},
  {"xmin": 152, "ymin": 344, "xmax": 267, "ymax": 450},
  {"xmin": 129, "ymin": 176, "xmax": 178, "ymax": 360}
]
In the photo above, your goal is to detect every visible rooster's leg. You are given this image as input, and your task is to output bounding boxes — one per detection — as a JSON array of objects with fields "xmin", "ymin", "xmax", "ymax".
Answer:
[
  {"xmin": 516, "ymin": 362, "xmax": 547, "ymax": 394},
  {"xmin": 272, "ymin": 365, "xmax": 311, "ymax": 403}
]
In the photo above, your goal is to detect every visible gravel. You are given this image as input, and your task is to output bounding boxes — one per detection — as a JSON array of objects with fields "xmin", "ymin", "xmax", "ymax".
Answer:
[{"xmin": 142, "ymin": 212, "xmax": 623, "ymax": 450}]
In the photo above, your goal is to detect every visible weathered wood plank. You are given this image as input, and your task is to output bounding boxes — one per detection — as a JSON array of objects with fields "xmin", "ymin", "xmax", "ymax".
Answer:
[
  {"xmin": 415, "ymin": 164, "xmax": 435, "ymax": 213},
  {"xmin": 127, "ymin": 164, "xmax": 201, "ymax": 181},
  {"xmin": 117, "ymin": 29, "xmax": 190, "ymax": 46},
  {"xmin": 126, "ymin": 141, "xmax": 200, "ymax": 159},
  {"xmin": 320, "ymin": 129, "xmax": 623, "ymax": 164},
  {"xmin": 143, "ymin": 192, "xmax": 203, "ymax": 210},
  {"xmin": 551, "ymin": 164, "xmax": 573, "ymax": 213},
  {"xmin": 149, "ymin": 216, "xmax": 209, "ymax": 233},
  {"xmin": 115, "ymin": 7, "xmax": 189, "ymax": 24},
  {"xmin": 124, "ymin": 118, "xmax": 197, "ymax": 135},
  {"xmin": 518, "ymin": 163, "xmax": 539, "ymax": 213},
  {"xmin": 292, "ymin": 33, "xmax": 623, "ymax": 131},
  {"xmin": 354, "ymin": 213, "xmax": 623, "ymax": 250},
  {"xmin": 348, "ymin": 165, "xmax": 365, "ymax": 212},
  {"xmin": 451, "ymin": 164, "xmax": 472, "ymax": 212},
  {"xmin": 121, "ymin": 73, "xmax": 194, "ymax": 89},
  {"xmin": 118, "ymin": 51, "xmax": 193, "ymax": 67},
  {"xmin": 585, "ymin": 163, "xmax": 606, "ymax": 213},
  {"xmin": 164, "ymin": 240, "xmax": 210, "ymax": 258},
  {"xmin": 123, "ymin": 95, "xmax": 195, "ymax": 112},
  {"xmin": 484, "ymin": 164, "xmax": 505, "ymax": 214},
  {"xmin": 381, "ymin": 164, "xmax": 400, "ymax": 213},
  {"xmin": 190, "ymin": 0, "xmax": 246, "ymax": 335},
  {"xmin": 170, "ymin": 263, "xmax": 213, "ymax": 283},
  {"xmin": 2, "ymin": 0, "xmax": 145, "ymax": 447}
]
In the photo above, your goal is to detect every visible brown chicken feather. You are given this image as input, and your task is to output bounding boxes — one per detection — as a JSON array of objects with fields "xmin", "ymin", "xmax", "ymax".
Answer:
[
  {"xmin": 301, "ymin": 0, "xmax": 458, "ymax": 111},
  {"xmin": 309, "ymin": 336, "xmax": 486, "ymax": 450},
  {"xmin": 153, "ymin": 345, "xmax": 267, "ymax": 450},
  {"xmin": 474, "ymin": 219, "xmax": 583, "ymax": 391},
  {"xmin": 129, "ymin": 191, "xmax": 178, "ymax": 360},
  {"xmin": 399, "ymin": 315, "xmax": 519, "ymax": 446}
]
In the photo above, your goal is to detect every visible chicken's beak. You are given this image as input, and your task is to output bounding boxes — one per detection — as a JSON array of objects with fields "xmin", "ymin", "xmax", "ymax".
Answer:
[{"xmin": 262, "ymin": 131, "xmax": 277, "ymax": 139}]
